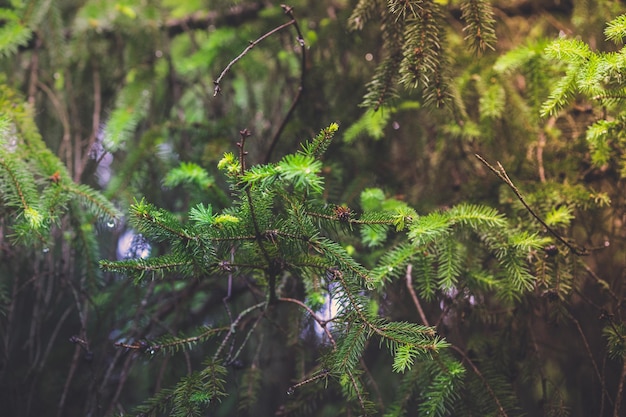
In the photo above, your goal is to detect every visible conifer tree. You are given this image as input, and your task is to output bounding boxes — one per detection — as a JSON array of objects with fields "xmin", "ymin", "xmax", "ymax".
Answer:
[{"xmin": 2, "ymin": 1, "xmax": 626, "ymax": 417}]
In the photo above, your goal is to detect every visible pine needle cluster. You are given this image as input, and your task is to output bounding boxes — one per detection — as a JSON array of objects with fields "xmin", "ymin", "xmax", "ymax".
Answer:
[
  {"xmin": 348, "ymin": 0, "xmax": 496, "ymax": 109},
  {"xmin": 542, "ymin": 14, "xmax": 626, "ymax": 177},
  {"xmin": 0, "ymin": 84, "xmax": 120, "ymax": 247}
]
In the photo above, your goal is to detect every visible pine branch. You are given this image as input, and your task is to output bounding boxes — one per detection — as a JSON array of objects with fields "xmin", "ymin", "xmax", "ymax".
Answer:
[
  {"xmin": 460, "ymin": 0, "xmax": 496, "ymax": 53},
  {"xmin": 348, "ymin": 0, "xmax": 382, "ymax": 31},
  {"xmin": 0, "ymin": 20, "xmax": 32, "ymax": 58},
  {"xmin": 115, "ymin": 325, "xmax": 228, "ymax": 356},
  {"xmin": 100, "ymin": 255, "xmax": 191, "ymax": 280},
  {"xmin": 475, "ymin": 154, "xmax": 587, "ymax": 256},
  {"xmin": 605, "ymin": 14, "xmax": 626, "ymax": 44},
  {"xmin": 63, "ymin": 183, "xmax": 121, "ymax": 223}
]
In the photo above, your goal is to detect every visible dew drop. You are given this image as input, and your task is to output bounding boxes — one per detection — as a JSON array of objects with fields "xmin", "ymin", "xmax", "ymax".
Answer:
[{"xmin": 286, "ymin": 387, "xmax": 295, "ymax": 396}]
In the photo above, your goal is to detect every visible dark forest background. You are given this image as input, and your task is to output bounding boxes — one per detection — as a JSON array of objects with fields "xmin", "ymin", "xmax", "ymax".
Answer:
[{"xmin": 2, "ymin": 1, "xmax": 626, "ymax": 416}]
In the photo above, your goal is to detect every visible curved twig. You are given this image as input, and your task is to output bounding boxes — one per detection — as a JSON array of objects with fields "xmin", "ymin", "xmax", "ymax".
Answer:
[
  {"xmin": 450, "ymin": 344, "xmax": 509, "ymax": 417},
  {"xmin": 213, "ymin": 17, "xmax": 296, "ymax": 96},
  {"xmin": 279, "ymin": 297, "xmax": 336, "ymax": 347}
]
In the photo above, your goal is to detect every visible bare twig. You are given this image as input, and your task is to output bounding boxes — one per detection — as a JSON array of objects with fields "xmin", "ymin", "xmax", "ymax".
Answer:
[
  {"xmin": 450, "ymin": 345, "xmax": 509, "ymax": 417},
  {"xmin": 213, "ymin": 5, "xmax": 306, "ymax": 163},
  {"xmin": 614, "ymin": 359, "xmax": 626, "ymax": 417},
  {"xmin": 279, "ymin": 297, "xmax": 336, "ymax": 347},
  {"xmin": 536, "ymin": 117, "xmax": 555, "ymax": 182},
  {"xmin": 213, "ymin": 301, "xmax": 265, "ymax": 360},
  {"xmin": 565, "ymin": 310, "xmax": 612, "ymax": 406},
  {"xmin": 36, "ymin": 81, "xmax": 71, "ymax": 166},
  {"xmin": 405, "ymin": 264, "xmax": 430, "ymax": 326},
  {"xmin": 77, "ymin": 62, "xmax": 102, "ymax": 181},
  {"xmin": 213, "ymin": 17, "xmax": 296, "ymax": 96},
  {"xmin": 475, "ymin": 154, "xmax": 587, "ymax": 256}
]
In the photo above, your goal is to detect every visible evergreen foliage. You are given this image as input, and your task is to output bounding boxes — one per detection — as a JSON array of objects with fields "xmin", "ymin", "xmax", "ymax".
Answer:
[
  {"xmin": 2, "ymin": 1, "xmax": 626, "ymax": 417},
  {"xmin": 349, "ymin": 0, "xmax": 496, "ymax": 108},
  {"xmin": 539, "ymin": 14, "xmax": 626, "ymax": 179},
  {"xmin": 0, "ymin": 84, "xmax": 120, "ymax": 245},
  {"xmin": 97, "ymin": 120, "xmax": 550, "ymax": 415}
]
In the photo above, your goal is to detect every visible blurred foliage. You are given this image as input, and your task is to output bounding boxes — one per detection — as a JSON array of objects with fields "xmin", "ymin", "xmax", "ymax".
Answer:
[{"xmin": 2, "ymin": 1, "xmax": 626, "ymax": 417}]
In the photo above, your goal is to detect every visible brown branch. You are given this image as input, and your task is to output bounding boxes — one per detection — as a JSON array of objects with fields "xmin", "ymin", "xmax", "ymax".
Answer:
[
  {"xmin": 77, "ymin": 61, "xmax": 101, "ymax": 182},
  {"xmin": 20, "ymin": 3, "xmax": 266, "ymax": 52},
  {"xmin": 405, "ymin": 264, "xmax": 430, "ymax": 326},
  {"xmin": 565, "ymin": 310, "xmax": 612, "ymax": 406},
  {"xmin": 614, "ymin": 359, "xmax": 626, "ymax": 417},
  {"xmin": 213, "ymin": 18, "xmax": 296, "ymax": 97},
  {"xmin": 450, "ymin": 344, "xmax": 509, "ymax": 417},
  {"xmin": 475, "ymin": 154, "xmax": 588, "ymax": 256},
  {"xmin": 279, "ymin": 297, "xmax": 336, "ymax": 348}
]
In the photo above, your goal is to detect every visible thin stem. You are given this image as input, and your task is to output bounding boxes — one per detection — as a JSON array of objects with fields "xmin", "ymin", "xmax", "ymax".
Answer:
[
  {"xmin": 614, "ymin": 359, "xmax": 626, "ymax": 417},
  {"xmin": 450, "ymin": 344, "xmax": 508, "ymax": 417},
  {"xmin": 334, "ymin": 269, "xmax": 436, "ymax": 344},
  {"xmin": 77, "ymin": 61, "xmax": 102, "ymax": 181},
  {"xmin": 405, "ymin": 264, "xmax": 430, "ymax": 326},
  {"xmin": 230, "ymin": 313, "xmax": 264, "ymax": 363},
  {"xmin": 305, "ymin": 210, "xmax": 396, "ymax": 225},
  {"xmin": 213, "ymin": 301, "xmax": 265, "ymax": 360},
  {"xmin": 236, "ymin": 130, "xmax": 278, "ymax": 303},
  {"xmin": 213, "ymin": 18, "xmax": 296, "ymax": 96},
  {"xmin": 564, "ymin": 309, "xmax": 613, "ymax": 406},
  {"xmin": 279, "ymin": 297, "xmax": 336, "ymax": 347}
]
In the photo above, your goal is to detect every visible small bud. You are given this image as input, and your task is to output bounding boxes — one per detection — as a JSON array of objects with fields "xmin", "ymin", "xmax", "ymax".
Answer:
[{"xmin": 333, "ymin": 205, "xmax": 352, "ymax": 222}]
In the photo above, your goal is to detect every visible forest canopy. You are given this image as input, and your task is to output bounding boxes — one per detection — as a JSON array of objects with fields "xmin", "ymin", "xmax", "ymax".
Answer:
[{"xmin": 2, "ymin": 1, "xmax": 626, "ymax": 417}]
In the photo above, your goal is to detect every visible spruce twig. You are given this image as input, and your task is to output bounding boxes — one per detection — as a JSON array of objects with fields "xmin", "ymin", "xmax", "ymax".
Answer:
[
  {"xmin": 237, "ymin": 129, "xmax": 277, "ymax": 303},
  {"xmin": 475, "ymin": 154, "xmax": 588, "ymax": 256}
]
